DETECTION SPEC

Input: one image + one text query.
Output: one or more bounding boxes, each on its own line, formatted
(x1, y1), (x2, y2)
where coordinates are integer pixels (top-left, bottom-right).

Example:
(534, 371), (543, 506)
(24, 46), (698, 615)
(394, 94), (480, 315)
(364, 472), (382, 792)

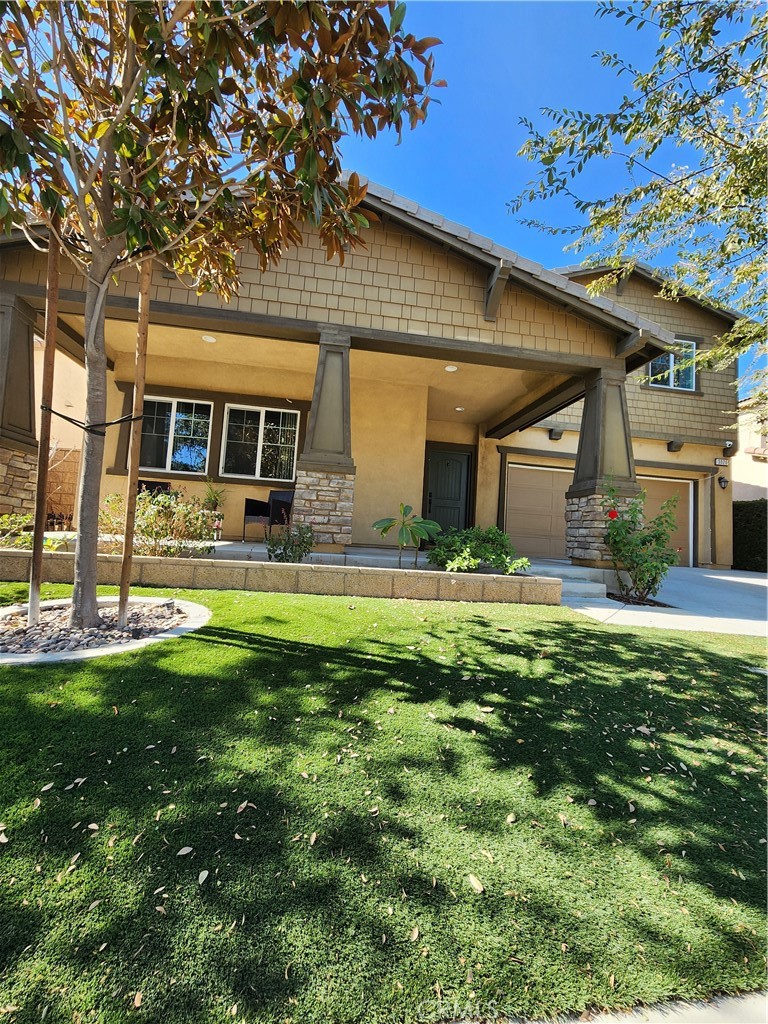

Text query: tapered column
(565, 367), (639, 565)
(291, 329), (355, 549)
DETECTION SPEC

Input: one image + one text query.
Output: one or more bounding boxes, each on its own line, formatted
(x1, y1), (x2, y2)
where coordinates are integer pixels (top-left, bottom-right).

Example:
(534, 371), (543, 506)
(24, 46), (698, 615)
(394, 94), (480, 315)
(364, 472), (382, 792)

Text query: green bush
(602, 487), (679, 603)
(266, 522), (314, 563)
(0, 513), (34, 549)
(427, 525), (530, 575)
(732, 499), (767, 573)
(99, 489), (218, 557)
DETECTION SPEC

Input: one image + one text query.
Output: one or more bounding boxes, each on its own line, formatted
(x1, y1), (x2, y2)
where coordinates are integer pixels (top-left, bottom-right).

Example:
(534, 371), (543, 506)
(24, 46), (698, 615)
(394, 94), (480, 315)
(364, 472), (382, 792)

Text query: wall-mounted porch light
(548, 428), (563, 441)
(718, 476), (729, 490)
(667, 439), (684, 452)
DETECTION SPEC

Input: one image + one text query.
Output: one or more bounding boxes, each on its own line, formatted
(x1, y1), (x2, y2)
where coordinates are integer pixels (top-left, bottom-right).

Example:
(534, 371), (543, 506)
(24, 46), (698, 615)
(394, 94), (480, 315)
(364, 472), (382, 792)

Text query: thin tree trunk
(118, 260), (152, 627)
(70, 265), (110, 629)
(28, 218), (61, 626)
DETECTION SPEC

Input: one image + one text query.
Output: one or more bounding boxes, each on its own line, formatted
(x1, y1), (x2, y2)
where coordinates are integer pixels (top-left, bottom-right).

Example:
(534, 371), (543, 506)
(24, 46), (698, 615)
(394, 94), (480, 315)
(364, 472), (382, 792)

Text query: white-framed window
(139, 397), (213, 475)
(220, 404), (300, 482)
(649, 338), (697, 391)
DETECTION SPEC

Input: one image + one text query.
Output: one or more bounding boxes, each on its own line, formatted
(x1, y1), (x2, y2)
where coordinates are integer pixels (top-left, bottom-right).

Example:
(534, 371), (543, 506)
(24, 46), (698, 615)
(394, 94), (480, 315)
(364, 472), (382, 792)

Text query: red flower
(607, 509), (619, 520)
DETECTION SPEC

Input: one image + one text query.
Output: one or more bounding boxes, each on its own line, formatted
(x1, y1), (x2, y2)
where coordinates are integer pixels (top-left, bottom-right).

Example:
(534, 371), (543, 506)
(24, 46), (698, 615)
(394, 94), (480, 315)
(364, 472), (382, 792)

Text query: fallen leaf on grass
(468, 874), (485, 894)
(198, 870), (209, 885)
(409, 926), (419, 941)
(309, 832), (317, 847)
(133, 992), (142, 1008)
(505, 812), (517, 824)
(176, 846), (193, 857)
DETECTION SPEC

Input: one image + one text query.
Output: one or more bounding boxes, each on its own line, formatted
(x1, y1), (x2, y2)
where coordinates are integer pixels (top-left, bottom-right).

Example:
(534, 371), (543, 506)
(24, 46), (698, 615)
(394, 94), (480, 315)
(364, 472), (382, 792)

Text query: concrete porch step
(560, 580), (608, 599)
(527, 560), (609, 583)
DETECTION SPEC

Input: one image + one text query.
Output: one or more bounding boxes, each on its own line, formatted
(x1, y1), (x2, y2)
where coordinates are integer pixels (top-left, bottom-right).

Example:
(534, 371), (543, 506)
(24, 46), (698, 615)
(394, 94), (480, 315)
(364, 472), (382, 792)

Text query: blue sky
(339, 0), (657, 269)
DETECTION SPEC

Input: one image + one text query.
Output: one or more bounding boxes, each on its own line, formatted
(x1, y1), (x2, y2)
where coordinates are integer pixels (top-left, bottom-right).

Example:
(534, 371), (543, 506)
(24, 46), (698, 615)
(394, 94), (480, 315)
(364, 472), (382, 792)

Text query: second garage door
(505, 464), (693, 565)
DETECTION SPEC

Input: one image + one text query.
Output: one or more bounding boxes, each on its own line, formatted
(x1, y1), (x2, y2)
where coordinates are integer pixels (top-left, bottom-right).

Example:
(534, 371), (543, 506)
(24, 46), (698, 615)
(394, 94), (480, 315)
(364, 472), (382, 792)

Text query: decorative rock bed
(0, 597), (211, 665)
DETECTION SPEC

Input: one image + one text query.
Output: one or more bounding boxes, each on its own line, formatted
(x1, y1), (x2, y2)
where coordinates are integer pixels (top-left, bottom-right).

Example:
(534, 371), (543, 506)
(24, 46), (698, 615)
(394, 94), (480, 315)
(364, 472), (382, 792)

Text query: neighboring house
(731, 398), (768, 501)
(0, 181), (737, 567)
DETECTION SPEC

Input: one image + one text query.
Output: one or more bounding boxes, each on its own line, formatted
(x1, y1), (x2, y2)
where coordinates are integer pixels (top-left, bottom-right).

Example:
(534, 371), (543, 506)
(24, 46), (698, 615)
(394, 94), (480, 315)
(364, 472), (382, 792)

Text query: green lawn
(0, 583), (765, 1024)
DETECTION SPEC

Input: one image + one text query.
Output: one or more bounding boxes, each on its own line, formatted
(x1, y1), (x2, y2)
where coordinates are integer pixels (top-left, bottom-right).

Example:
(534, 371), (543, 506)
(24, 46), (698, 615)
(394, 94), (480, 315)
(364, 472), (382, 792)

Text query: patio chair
(242, 489), (294, 541)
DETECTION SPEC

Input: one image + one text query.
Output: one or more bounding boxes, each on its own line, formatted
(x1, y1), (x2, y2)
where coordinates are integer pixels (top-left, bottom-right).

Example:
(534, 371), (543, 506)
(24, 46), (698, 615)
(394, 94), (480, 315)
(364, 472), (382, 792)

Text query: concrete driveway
(565, 566), (767, 637)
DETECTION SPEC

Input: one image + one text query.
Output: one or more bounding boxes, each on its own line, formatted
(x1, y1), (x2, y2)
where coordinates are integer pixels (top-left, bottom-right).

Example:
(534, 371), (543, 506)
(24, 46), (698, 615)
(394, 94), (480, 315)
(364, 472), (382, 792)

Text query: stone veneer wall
(0, 444), (37, 515)
(0, 549), (562, 605)
(565, 492), (634, 565)
(291, 467), (355, 546)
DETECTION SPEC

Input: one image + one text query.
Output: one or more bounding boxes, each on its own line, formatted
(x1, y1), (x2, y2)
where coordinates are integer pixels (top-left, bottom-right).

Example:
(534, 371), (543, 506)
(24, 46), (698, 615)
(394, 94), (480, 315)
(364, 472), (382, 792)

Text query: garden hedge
(732, 498), (767, 572)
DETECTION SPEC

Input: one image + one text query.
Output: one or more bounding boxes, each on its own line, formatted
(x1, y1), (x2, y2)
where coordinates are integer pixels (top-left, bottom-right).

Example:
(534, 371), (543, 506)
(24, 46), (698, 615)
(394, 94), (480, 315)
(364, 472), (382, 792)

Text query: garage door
(505, 465), (571, 559)
(640, 476), (692, 567)
(505, 464), (693, 565)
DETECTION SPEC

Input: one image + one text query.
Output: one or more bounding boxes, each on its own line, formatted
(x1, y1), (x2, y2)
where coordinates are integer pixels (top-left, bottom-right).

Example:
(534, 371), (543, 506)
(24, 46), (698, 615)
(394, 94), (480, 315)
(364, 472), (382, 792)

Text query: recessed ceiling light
(444, 364), (458, 372)
(201, 334), (217, 344)
(454, 406), (465, 412)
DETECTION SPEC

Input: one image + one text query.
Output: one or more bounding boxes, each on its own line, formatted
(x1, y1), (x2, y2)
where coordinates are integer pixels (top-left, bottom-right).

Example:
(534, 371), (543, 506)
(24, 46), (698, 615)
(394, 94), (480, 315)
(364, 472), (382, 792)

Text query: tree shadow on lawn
(0, 604), (764, 1023)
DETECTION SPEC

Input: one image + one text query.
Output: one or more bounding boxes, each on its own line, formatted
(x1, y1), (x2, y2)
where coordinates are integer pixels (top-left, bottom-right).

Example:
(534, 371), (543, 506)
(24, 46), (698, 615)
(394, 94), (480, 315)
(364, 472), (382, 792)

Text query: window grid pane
(260, 410), (298, 480)
(139, 399), (172, 469)
(223, 408), (261, 476)
(169, 402), (211, 473)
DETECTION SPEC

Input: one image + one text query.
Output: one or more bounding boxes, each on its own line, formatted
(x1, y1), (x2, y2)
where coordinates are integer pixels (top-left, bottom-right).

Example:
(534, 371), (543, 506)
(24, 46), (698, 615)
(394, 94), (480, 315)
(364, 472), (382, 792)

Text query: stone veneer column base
(565, 492), (634, 566)
(291, 465), (355, 548)
(0, 442), (37, 515)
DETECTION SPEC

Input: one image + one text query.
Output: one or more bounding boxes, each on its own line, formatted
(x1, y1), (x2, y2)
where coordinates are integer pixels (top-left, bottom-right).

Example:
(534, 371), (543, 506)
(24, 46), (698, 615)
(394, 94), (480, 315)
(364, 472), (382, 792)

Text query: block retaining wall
(0, 550), (561, 605)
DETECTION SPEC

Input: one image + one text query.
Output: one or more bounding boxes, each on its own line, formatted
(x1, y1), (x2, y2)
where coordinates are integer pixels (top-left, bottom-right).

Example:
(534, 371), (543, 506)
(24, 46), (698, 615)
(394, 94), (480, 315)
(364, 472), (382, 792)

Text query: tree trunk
(118, 260), (152, 627)
(29, 219), (61, 625)
(70, 265), (111, 628)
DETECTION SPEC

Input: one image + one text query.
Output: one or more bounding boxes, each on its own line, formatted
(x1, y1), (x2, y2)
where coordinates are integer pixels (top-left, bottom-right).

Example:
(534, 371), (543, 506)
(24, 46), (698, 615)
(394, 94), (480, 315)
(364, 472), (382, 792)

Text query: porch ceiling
(60, 314), (570, 427)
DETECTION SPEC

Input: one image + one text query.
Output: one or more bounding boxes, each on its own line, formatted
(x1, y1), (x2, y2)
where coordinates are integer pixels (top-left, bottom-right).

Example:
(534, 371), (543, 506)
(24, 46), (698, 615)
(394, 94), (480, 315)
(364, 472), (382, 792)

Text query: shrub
(372, 503), (442, 568)
(602, 487), (679, 603)
(0, 513), (34, 549)
(266, 522), (314, 563)
(99, 489), (218, 557)
(427, 525), (530, 575)
(732, 499), (767, 573)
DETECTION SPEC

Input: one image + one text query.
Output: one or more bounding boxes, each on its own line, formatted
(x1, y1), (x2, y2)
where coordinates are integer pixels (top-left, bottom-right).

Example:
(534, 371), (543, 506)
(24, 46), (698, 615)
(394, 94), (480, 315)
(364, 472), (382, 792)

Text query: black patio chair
(242, 489), (294, 541)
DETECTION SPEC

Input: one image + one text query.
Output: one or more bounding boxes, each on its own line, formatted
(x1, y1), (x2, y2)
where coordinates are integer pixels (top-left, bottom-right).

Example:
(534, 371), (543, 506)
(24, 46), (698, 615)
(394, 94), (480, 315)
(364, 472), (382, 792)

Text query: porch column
(565, 366), (639, 566)
(291, 329), (355, 549)
(0, 297), (38, 514)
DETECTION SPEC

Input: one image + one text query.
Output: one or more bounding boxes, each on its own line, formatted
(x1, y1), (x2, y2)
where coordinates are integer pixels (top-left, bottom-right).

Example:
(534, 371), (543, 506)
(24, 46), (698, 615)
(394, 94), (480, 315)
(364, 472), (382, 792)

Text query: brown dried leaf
(468, 874), (485, 894)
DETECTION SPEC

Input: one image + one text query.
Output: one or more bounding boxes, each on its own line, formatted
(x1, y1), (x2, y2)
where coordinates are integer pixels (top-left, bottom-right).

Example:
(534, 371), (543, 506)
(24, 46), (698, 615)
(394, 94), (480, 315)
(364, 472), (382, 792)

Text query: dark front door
(425, 448), (471, 532)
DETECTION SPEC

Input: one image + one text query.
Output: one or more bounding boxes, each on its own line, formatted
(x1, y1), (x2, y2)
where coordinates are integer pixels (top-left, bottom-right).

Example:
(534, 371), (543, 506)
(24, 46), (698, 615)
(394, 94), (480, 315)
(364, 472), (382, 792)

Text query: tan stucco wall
(33, 344), (87, 451)
(350, 378), (428, 545)
(732, 409), (768, 501)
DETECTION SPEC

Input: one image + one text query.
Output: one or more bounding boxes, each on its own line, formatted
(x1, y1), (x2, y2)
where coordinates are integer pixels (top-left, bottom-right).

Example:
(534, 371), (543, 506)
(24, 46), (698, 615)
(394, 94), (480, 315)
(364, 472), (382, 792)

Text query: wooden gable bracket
(615, 328), (647, 359)
(484, 259), (513, 322)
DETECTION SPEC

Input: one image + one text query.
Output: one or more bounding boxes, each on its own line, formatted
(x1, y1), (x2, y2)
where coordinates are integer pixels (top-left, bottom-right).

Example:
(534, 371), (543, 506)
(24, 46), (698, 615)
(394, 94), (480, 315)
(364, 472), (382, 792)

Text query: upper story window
(649, 338), (697, 391)
(139, 397), (212, 474)
(220, 404), (300, 481)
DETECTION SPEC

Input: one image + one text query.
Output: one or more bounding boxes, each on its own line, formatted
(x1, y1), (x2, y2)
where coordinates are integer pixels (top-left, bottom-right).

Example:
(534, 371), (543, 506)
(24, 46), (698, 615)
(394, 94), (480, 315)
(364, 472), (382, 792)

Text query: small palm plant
(372, 504), (442, 568)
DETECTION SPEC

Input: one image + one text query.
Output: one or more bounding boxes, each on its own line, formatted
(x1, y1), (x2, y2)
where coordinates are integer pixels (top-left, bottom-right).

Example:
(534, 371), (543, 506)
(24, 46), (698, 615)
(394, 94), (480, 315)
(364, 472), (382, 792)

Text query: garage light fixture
(667, 439), (684, 452)
(549, 428), (563, 441)
(444, 365), (458, 372)
(201, 334), (218, 344)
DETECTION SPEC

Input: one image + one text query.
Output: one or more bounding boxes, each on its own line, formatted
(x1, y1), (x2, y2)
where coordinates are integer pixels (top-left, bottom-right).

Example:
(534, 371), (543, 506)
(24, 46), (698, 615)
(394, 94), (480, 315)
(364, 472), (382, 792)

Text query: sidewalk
(454, 991), (767, 1024)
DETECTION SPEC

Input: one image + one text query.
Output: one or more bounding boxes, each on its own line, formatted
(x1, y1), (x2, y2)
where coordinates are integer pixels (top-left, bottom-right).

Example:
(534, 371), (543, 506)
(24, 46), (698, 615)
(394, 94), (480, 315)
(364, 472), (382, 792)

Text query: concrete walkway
(453, 991), (767, 1024)
(565, 566), (767, 637)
